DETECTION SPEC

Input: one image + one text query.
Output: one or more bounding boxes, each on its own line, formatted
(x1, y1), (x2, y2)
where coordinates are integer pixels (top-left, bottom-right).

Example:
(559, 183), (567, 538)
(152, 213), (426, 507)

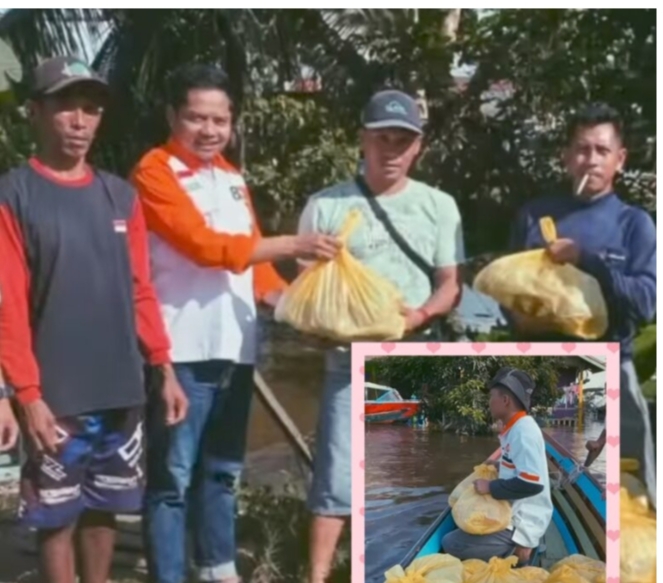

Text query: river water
(364, 420), (607, 583)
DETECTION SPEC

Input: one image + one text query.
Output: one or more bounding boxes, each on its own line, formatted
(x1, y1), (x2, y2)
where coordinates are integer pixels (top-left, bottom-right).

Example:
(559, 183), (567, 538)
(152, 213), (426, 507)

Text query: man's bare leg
(309, 515), (346, 583)
(75, 510), (117, 583)
(38, 524), (77, 583)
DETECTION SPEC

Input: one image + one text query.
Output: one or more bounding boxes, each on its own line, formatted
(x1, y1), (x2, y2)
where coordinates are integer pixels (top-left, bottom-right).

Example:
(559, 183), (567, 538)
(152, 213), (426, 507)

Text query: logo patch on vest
(113, 220), (127, 233)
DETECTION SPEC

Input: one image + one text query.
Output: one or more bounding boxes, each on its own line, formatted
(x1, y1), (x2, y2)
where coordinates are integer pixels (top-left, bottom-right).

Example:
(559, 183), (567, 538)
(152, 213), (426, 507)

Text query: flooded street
(364, 420), (606, 583)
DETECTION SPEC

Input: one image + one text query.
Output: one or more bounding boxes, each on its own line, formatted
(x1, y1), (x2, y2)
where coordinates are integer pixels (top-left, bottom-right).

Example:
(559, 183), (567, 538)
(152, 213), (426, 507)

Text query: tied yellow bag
(517, 567), (550, 583)
(451, 485), (512, 535)
(274, 209), (406, 342)
(550, 556), (606, 583)
(473, 217), (608, 339)
(620, 490), (656, 583)
(620, 458), (650, 513)
(463, 560), (488, 583)
(544, 565), (592, 583)
(466, 557), (521, 583)
(385, 553), (464, 583)
(449, 464), (499, 507)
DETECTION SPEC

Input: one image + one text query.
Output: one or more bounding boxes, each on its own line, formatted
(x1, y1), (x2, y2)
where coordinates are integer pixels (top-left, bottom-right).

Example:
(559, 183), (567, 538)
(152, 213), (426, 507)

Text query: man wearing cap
(297, 89), (465, 582)
(442, 368), (553, 563)
(0, 56), (187, 583)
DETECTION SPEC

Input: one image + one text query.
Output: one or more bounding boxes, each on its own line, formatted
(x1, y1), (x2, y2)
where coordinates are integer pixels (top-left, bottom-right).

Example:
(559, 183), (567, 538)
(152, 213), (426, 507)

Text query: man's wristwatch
(0, 385), (12, 400)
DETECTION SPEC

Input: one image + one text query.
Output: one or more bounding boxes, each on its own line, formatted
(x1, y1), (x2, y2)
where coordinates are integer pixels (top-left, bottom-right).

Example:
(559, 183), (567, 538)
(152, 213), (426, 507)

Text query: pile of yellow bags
(449, 464), (499, 507)
(385, 553), (463, 583)
(619, 459), (656, 583)
(545, 565), (593, 583)
(548, 556), (605, 583)
(449, 464), (511, 535)
(473, 217), (608, 340)
(274, 209), (406, 342)
(385, 552), (605, 583)
(517, 567), (550, 583)
(465, 557), (522, 583)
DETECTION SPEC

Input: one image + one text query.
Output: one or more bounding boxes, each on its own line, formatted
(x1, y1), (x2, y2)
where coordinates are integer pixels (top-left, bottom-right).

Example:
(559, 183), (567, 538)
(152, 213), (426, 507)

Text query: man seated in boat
(443, 367), (553, 565)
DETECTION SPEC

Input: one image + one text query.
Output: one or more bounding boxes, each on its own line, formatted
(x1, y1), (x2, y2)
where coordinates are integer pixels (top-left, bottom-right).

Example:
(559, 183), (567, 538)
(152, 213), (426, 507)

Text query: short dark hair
(491, 385), (526, 411)
(165, 63), (234, 111)
(565, 103), (624, 145)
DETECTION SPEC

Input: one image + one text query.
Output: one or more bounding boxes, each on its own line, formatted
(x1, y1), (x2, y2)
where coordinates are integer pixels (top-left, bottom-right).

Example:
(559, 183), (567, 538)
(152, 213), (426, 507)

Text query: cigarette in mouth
(576, 173), (589, 196)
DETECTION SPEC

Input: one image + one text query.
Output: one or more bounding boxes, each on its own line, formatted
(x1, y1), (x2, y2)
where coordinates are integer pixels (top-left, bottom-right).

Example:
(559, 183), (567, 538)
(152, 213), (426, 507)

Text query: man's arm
(489, 476), (544, 500)
(132, 160), (259, 272)
(0, 373), (19, 452)
(126, 199), (187, 425)
(0, 203), (42, 405)
(126, 199), (172, 365)
(419, 266), (462, 318)
(131, 159), (339, 274)
(575, 209), (656, 326)
(406, 196), (464, 330)
(489, 429), (545, 502)
(0, 201), (59, 452)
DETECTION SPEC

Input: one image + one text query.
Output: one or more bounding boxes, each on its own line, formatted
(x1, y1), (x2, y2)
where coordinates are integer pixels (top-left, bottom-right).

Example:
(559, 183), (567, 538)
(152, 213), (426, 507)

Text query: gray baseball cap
(489, 367), (535, 412)
(29, 56), (108, 99)
(361, 89), (423, 134)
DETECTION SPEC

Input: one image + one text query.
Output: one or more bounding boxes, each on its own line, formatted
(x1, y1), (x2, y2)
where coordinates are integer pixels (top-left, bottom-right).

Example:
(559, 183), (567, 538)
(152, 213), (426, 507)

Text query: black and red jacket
(0, 158), (171, 417)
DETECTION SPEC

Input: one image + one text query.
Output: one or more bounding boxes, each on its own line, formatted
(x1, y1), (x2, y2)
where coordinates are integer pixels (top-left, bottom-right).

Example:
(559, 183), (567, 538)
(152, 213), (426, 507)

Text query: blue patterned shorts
(19, 407), (144, 529)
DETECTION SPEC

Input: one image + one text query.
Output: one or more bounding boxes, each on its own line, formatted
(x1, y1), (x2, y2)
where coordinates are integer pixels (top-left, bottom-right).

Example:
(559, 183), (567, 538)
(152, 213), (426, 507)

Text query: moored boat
(365, 382), (420, 425)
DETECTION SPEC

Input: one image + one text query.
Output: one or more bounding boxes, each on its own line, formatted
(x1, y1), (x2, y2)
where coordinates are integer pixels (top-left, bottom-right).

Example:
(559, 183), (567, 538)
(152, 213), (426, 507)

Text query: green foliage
(237, 485), (349, 582)
(0, 99), (32, 174)
(634, 324), (656, 387)
(0, 9), (655, 248)
(365, 355), (568, 434)
(241, 95), (358, 228)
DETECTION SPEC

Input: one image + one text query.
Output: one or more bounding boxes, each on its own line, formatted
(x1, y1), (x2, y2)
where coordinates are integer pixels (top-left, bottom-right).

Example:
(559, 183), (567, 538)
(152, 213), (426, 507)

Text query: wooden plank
(562, 483), (606, 558)
(551, 489), (599, 559)
(253, 371), (313, 470)
(547, 451), (606, 559)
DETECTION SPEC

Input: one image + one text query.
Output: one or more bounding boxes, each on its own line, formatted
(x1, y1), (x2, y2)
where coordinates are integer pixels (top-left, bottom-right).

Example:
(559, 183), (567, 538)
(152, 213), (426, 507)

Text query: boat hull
(365, 402), (420, 424)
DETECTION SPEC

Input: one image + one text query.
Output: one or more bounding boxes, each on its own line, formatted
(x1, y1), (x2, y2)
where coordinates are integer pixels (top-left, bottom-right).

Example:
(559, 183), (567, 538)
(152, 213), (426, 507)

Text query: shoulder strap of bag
(354, 175), (436, 289)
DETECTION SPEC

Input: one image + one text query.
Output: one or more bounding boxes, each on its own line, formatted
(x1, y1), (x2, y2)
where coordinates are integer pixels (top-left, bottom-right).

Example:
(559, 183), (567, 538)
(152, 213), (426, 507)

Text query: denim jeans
(621, 359), (656, 508)
(143, 360), (254, 583)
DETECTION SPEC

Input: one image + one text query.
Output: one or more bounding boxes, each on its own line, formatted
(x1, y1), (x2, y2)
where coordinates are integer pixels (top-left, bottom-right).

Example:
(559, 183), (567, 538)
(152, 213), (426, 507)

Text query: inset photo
(352, 343), (626, 583)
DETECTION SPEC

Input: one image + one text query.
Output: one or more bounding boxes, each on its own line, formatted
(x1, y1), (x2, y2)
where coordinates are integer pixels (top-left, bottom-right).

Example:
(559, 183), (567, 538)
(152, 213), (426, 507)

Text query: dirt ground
(0, 484), (148, 583)
(0, 475), (350, 583)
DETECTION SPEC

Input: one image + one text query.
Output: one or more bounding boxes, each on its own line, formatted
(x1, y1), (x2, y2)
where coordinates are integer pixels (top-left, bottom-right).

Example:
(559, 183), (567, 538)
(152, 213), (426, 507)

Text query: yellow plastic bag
(620, 476), (649, 513)
(473, 217), (608, 340)
(550, 556), (606, 583)
(620, 458), (650, 513)
(517, 567), (550, 583)
(275, 209), (406, 342)
(544, 565), (592, 583)
(385, 553), (464, 583)
(463, 560), (488, 582)
(466, 557), (521, 583)
(621, 491), (656, 583)
(451, 486), (512, 535)
(449, 464), (499, 507)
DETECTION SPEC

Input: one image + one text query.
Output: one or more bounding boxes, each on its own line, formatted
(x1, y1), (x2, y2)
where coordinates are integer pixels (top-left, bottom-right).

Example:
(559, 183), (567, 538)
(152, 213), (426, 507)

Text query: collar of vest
(500, 410), (527, 436)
